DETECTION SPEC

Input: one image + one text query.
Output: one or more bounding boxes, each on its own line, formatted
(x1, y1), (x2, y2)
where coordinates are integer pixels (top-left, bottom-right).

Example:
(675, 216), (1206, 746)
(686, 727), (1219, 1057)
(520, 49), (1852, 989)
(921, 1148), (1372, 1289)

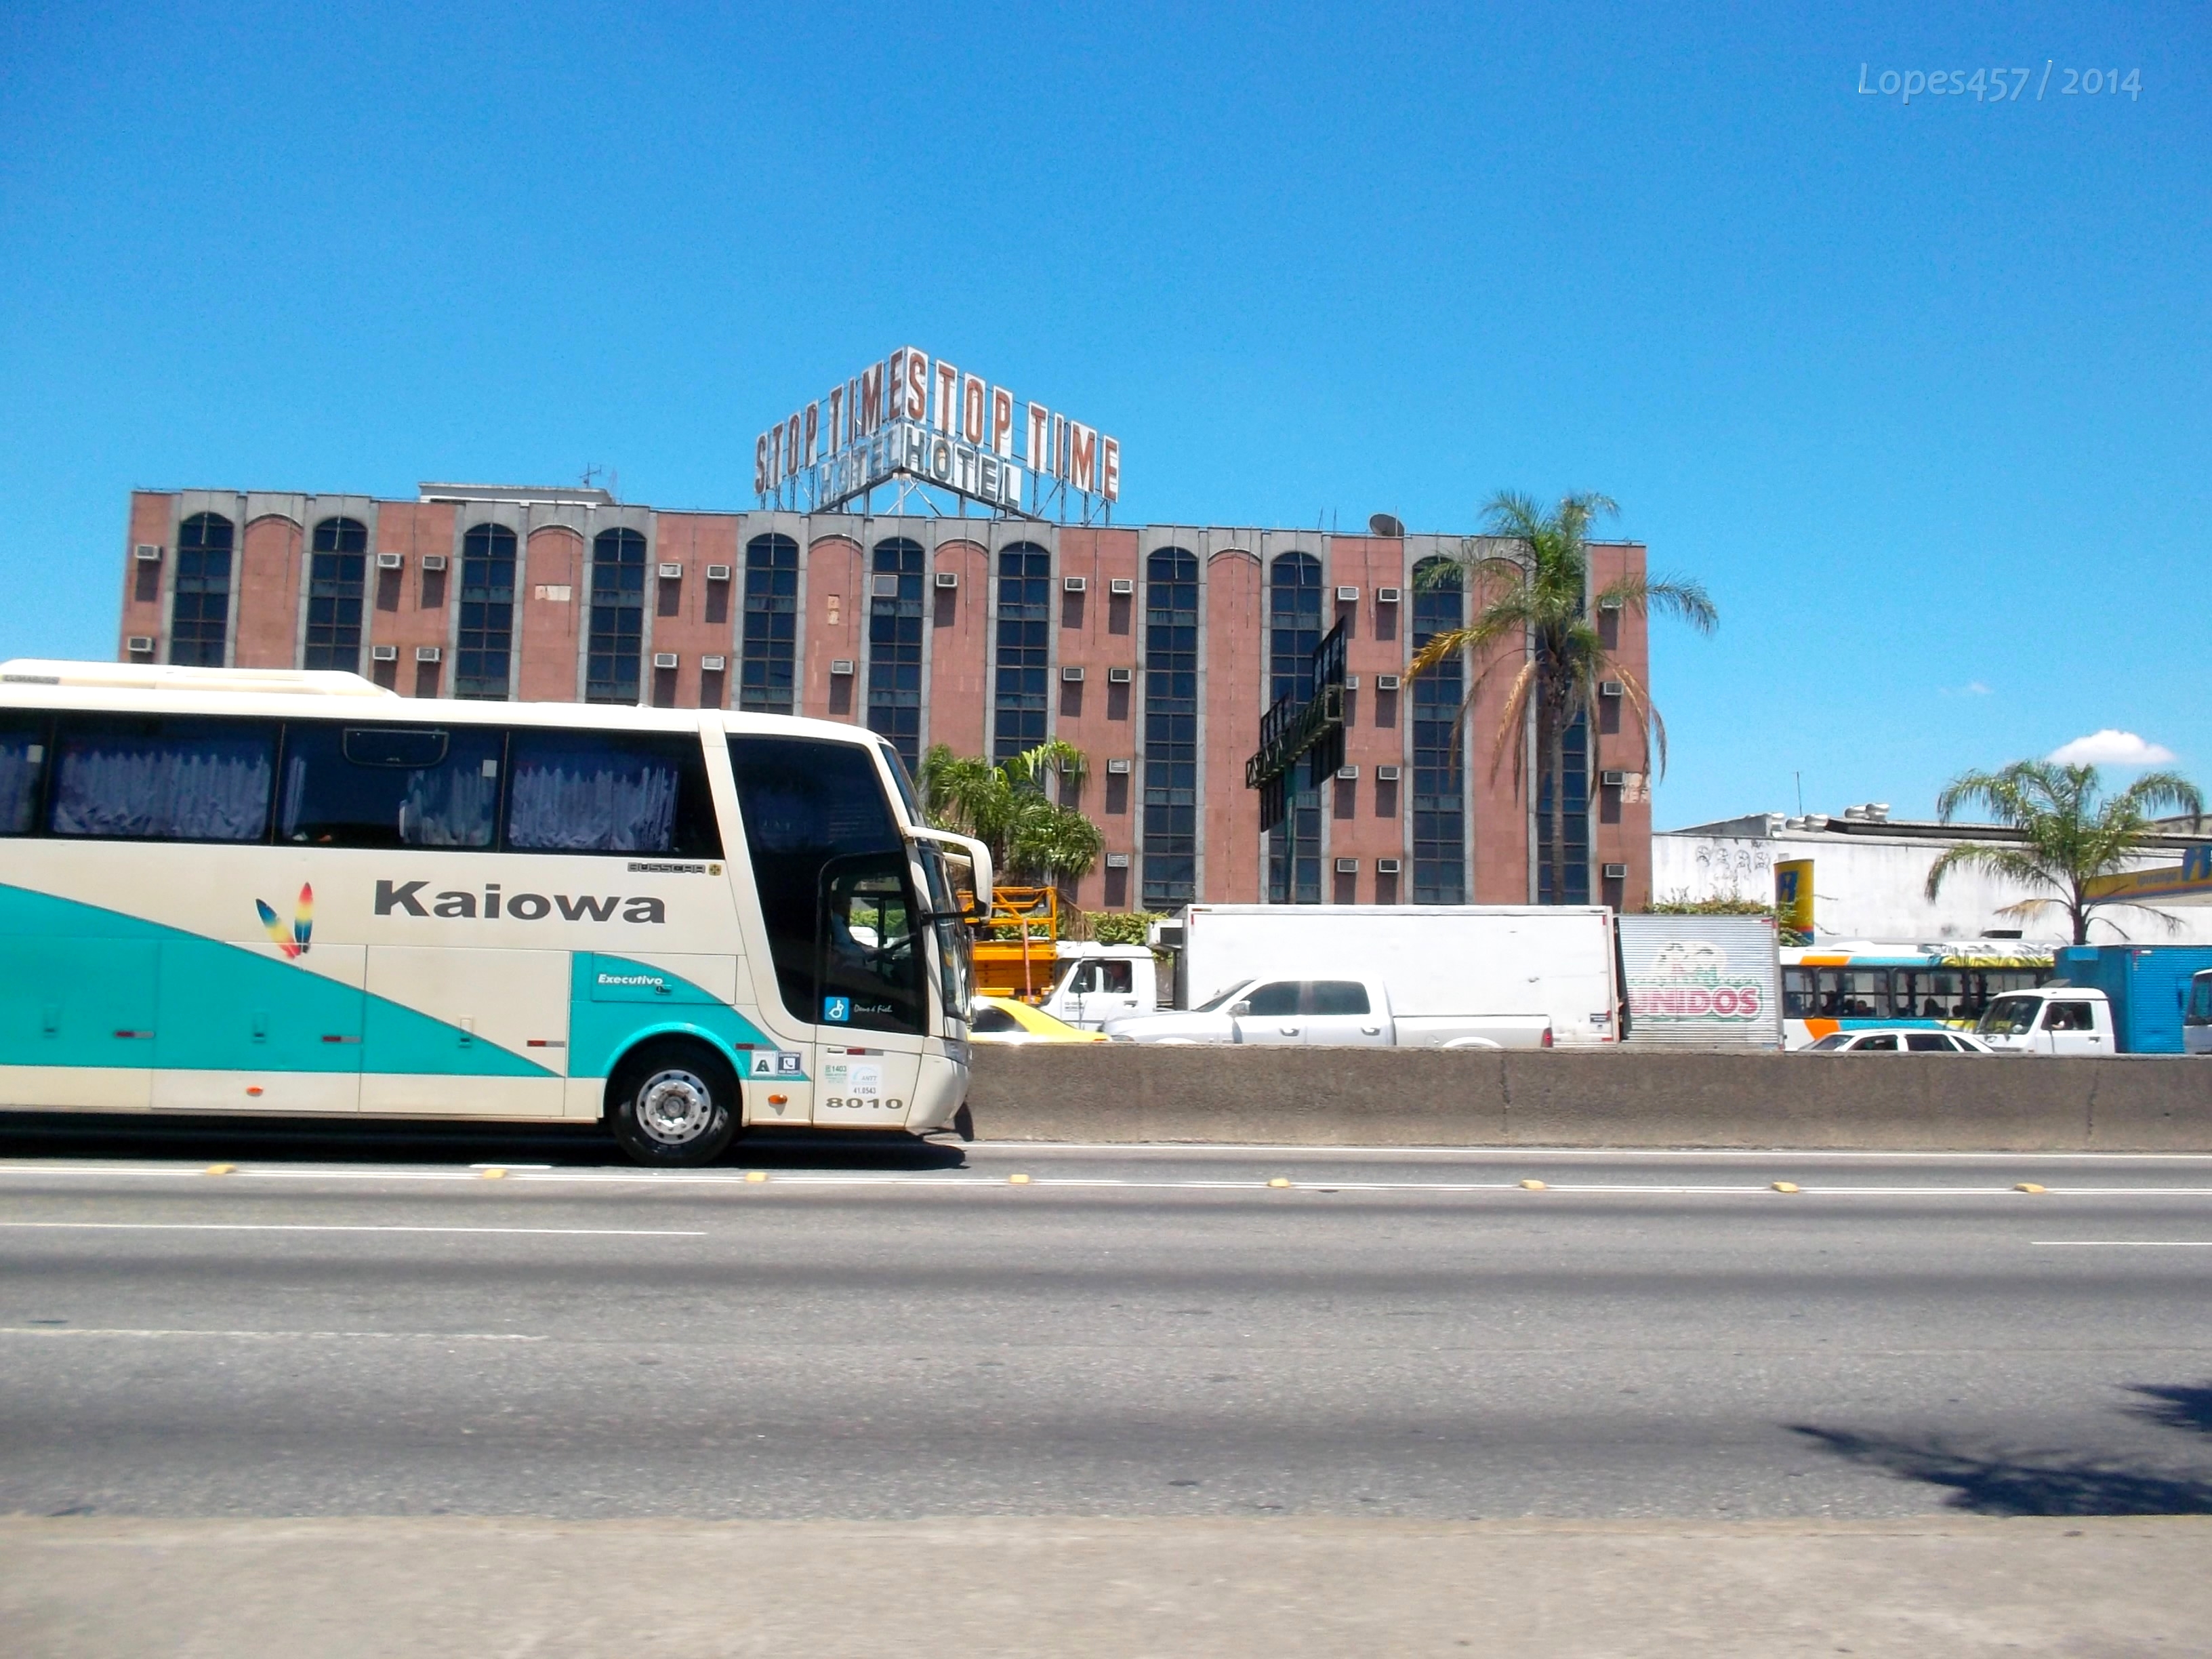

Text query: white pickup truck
(1101, 975), (1552, 1048)
(1974, 986), (2118, 1056)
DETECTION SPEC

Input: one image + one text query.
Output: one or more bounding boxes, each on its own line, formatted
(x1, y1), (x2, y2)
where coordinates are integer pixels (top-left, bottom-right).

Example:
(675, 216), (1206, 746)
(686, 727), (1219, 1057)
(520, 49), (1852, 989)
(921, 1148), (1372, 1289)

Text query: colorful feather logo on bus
(255, 884), (314, 958)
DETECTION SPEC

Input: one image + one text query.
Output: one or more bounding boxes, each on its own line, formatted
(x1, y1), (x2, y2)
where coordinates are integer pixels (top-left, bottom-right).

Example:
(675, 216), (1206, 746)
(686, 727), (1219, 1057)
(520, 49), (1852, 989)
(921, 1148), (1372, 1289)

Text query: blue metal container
(2052, 945), (2212, 1053)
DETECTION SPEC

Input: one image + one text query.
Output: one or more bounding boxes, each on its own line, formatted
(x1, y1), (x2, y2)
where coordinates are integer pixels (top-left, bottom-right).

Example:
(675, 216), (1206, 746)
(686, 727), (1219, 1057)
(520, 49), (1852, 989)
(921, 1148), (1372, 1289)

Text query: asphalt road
(3, 1129), (2210, 1523)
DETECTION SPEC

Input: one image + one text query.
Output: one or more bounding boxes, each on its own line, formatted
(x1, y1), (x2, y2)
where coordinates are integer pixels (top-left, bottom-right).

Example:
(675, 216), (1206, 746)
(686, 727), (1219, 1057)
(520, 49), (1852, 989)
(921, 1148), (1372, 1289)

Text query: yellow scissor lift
(967, 886), (1063, 1003)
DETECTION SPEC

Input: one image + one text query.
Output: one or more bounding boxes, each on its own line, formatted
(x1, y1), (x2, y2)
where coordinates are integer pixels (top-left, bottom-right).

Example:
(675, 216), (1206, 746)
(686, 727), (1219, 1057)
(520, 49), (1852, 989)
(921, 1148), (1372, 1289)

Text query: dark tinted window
(1143, 546), (1199, 907)
(739, 534), (798, 714)
(0, 715), (49, 835)
(588, 529), (648, 703)
(2044, 1001), (2095, 1031)
(504, 730), (720, 856)
(1409, 555), (1464, 905)
(992, 544), (1051, 761)
(971, 1004), (1022, 1033)
(49, 715), (275, 842)
(1853, 1033), (1898, 1051)
(457, 524), (518, 699)
(171, 513), (233, 668)
(304, 518), (369, 672)
(1305, 981), (1370, 1015)
(867, 537), (925, 772)
(1905, 1033), (1955, 1052)
(279, 724), (503, 848)
(1242, 982), (1300, 1017)
(729, 735), (916, 1031)
(1782, 967), (1814, 1019)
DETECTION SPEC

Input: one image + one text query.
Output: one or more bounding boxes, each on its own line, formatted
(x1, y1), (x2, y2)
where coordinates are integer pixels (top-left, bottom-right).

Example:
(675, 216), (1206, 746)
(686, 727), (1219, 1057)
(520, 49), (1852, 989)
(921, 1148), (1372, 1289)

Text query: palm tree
(1407, 491), (1716, 905)
(1923, 761), (2204, 945)
(918, 739), (1105, 889)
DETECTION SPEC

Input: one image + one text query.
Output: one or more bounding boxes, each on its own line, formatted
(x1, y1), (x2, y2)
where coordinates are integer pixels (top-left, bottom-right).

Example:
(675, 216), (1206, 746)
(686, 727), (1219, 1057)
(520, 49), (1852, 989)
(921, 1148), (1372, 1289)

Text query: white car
(1800, 1027), (1995, 1054)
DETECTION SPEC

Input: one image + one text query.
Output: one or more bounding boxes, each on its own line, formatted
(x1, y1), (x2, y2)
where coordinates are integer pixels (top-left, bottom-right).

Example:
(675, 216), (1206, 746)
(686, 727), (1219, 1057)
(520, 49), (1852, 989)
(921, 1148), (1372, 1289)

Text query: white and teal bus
(0, 661), (990, 1166)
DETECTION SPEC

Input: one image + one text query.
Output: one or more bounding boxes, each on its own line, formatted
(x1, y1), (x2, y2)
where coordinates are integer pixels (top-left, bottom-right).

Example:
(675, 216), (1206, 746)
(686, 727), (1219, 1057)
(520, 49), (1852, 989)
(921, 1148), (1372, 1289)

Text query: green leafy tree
(918, 739), (1105, 889)
(1923, 761), (2204, 945)
(1408, 491), (1717, 905)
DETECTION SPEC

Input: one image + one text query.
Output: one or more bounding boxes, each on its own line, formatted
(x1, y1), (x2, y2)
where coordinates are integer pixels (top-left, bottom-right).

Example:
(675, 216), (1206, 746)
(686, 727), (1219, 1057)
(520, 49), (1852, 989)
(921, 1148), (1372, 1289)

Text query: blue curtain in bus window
(0, 720), (47, 835)
(49, 717), (275, 842)
(504, 731), (720, 856)
(279, 725), (502, 848)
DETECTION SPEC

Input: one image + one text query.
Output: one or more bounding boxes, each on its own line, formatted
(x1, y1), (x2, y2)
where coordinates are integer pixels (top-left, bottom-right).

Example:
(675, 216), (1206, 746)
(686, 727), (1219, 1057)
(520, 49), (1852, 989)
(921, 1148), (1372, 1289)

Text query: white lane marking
(962, 1143), (2212, 1163)
(0, 1326), (544, 1340)
(0, 1222), (702, 1236)
(2032, 1240), (2212, 1248)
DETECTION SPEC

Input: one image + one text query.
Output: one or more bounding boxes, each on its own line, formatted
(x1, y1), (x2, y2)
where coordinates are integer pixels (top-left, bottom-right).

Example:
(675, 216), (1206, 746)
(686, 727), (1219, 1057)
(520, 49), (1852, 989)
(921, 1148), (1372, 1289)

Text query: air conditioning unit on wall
(658, 562), (683, 579)
(1375, 586), (1401, 603)
(1106, 758), (1132, 774)
(126, 635), (155, 653)
(134, 544), (162, 562)
(653, 653), (679, 670)
(370, 644), (398, 662)
(1061, 665), (1085, 682)
(1334, 857), (1359, 874)
(1105, 853), (1130, 868)
(1106, 667), (1132, 683)
(705, 565), (732, 581)
(375, 552), (403, 570)
(420, 554), (448, 572)
(1376, 674), (1401, 691)
(1375, 764), (1401, 781)
(701, 655), (726, 671)
(1376, 857), (1402, 874)
(934, 571), (958, 589)
(1063, 575), (1088, 593)
(1336, 586), (1358, 602)
(830, 659), (855, 676)
(870, 574), (900, 598)
(1603, 863), (1629, 880)
(1109, 578), (1134, 595)
(415, 646), (442, 663)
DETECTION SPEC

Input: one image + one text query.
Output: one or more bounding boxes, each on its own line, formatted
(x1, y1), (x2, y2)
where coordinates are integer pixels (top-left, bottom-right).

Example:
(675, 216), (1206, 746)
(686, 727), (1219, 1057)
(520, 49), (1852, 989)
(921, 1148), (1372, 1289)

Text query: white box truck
(1105, 904), (1619, 1048)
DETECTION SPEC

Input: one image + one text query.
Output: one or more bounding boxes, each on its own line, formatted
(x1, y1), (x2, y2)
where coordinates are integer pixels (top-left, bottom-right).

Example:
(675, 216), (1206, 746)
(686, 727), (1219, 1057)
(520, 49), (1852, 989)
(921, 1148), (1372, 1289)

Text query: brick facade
(115, 485), (1654, 912)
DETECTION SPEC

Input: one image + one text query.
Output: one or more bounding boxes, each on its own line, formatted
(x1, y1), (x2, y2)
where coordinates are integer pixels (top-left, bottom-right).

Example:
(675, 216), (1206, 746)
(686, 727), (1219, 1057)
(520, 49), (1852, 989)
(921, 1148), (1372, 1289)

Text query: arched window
(1410, 556), (1465, 904)
(455, 524), (517, 699)
(304, 516), (368, 671)
(587, 528), (649, 703)
(1141, 548), (1199, 907)
(738, 534), (798, 714)
(992, 542), (1052, 762)
(1266, 550), (1324, 903)
(169, 512), (234, 667)
(867, 537), (926, 771)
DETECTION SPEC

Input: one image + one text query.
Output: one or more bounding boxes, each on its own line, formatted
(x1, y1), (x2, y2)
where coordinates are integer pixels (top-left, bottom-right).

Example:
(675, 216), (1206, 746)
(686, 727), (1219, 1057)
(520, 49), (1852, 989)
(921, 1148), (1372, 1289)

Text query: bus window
(0, 715), (47, 835)
(49, 714), (276, 843)
(505, 731), (720, 856)
(821, 852), (926, 1035)
(729, 735), (915, 1030)
(1841, 969), (1890, 1019)
(1813, 969), (1844, 1017)
(1782, 967), (1815, 1019)
(1897, 970), (1965, 1019)
(279, 724), (503, 848)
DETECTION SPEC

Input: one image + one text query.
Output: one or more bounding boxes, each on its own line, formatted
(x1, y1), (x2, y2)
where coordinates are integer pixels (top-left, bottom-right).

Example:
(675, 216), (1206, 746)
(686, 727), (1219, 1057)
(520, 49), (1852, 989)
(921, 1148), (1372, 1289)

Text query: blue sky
(1, 1), (2204, 827)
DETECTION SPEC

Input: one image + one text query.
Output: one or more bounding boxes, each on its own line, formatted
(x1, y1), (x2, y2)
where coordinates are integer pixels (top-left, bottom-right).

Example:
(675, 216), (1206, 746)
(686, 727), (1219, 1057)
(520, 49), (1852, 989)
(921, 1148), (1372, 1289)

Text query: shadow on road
(0, 1113), (968, 1172)
(1790, 1412), (2212, 1517)
(2128, 1381), (2212, 1438)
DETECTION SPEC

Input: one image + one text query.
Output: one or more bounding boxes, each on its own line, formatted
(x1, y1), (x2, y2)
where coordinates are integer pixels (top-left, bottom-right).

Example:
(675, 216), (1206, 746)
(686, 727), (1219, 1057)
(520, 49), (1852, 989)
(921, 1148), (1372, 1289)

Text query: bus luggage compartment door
(152, 939), (366, 1113)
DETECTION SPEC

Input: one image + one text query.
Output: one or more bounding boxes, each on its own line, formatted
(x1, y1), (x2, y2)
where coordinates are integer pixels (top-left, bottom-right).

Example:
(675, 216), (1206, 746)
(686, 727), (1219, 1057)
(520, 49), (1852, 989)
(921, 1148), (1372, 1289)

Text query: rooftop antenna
(1795, 771), (1804, 815)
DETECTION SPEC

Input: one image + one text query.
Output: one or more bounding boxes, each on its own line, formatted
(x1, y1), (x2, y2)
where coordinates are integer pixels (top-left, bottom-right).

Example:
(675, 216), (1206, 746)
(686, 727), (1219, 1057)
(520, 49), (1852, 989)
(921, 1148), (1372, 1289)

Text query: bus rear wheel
(606, 1040), (741, 1168)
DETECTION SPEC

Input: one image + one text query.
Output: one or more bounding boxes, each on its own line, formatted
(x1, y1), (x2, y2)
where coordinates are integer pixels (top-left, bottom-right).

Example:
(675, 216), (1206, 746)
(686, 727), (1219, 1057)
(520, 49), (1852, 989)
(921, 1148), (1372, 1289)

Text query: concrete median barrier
(964, 1047), (2212, 1150)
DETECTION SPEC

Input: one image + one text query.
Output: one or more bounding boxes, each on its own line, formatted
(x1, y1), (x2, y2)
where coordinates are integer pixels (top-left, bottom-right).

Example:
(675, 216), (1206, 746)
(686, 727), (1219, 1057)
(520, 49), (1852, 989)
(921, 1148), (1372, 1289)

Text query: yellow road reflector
(744, 1170), (769, 1184)
(478, 1167), (507, 1181)
(1519, 1178), (1547, 1191)
(1008, 1173), (1031, 1185)
(1267, 1176), (1292, 1188)
(1771, 1181), (1801, 1194)
(2015, 1182), (2048, 1195)
(204, 1164), (237, 1176)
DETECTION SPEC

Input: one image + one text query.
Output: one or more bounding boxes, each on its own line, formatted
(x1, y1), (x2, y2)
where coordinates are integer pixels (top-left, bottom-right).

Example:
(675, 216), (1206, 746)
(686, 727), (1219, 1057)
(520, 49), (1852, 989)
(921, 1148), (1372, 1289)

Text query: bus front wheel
(606, 1040), (741, 1168)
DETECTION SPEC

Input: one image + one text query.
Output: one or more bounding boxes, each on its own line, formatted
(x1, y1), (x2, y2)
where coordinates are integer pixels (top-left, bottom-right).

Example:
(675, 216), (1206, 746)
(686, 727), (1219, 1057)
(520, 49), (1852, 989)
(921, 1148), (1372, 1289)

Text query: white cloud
(2047, 729), (2176, 766)
(1961, 680), (1991, 696)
